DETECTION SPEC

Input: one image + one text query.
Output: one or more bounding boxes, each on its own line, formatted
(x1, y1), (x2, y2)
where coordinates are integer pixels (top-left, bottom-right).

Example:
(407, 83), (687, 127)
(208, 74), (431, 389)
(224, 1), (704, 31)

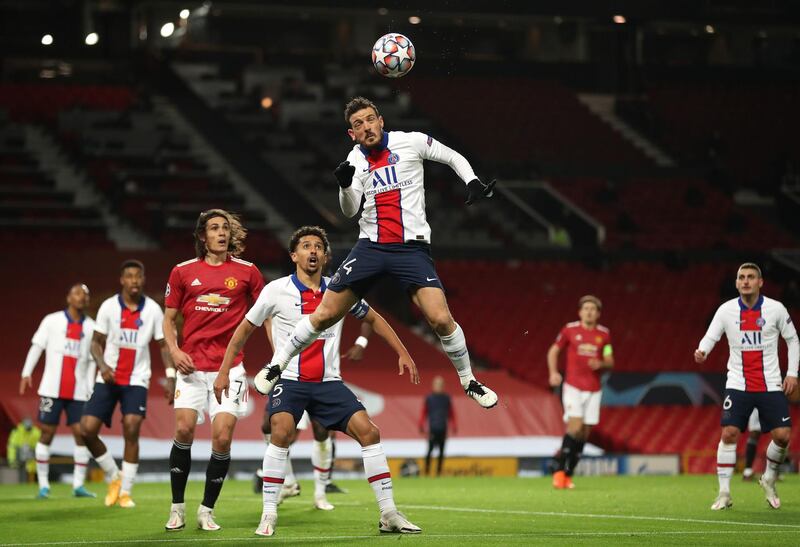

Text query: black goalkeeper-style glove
(334, 161), (356, 189)
(465, 178), (497, 205)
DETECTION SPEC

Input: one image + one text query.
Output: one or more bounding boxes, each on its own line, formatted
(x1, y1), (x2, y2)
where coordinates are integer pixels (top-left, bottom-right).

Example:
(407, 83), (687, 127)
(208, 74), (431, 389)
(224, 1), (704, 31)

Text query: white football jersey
(245, 274), (370, 382)
(698, 295), (799, 392)
(22, 311), (96, 401)
(94, 294), (165, 388)
(340, 130), (477, 244)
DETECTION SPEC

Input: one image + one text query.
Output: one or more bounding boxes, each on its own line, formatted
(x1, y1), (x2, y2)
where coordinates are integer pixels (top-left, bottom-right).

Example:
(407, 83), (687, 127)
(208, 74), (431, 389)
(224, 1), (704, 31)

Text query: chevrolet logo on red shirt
(196, 293), (231, 307)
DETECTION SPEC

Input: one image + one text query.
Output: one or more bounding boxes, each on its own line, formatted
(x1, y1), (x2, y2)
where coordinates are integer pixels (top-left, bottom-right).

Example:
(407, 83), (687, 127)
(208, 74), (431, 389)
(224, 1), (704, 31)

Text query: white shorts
(562, 383), (602, 426)
(748, 408), (761, 432)
(174, 363), (250, 425)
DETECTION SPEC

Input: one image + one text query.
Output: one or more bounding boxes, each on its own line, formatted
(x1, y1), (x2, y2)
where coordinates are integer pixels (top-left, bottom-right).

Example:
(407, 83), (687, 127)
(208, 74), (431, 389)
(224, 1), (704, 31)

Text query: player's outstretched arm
(214, 318), (258, 403)
(546, 344), (563, 387)
(163, 307), (194, 374)
(91, 331), (114, 384)
(465, 178), (497, 205)
(342, 322), (373, 361)
(362, 308), (420, 384)
(20, 343), (44, 395)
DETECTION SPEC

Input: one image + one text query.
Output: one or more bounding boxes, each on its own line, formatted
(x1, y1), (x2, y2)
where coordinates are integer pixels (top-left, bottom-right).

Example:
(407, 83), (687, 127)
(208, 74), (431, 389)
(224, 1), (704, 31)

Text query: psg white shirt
(22, 310), (96, 401)
(94, 294), (165, 388)
(340, 131), (477, 244)
(698, 295), (799, 392)
(245, 274), (370, 382)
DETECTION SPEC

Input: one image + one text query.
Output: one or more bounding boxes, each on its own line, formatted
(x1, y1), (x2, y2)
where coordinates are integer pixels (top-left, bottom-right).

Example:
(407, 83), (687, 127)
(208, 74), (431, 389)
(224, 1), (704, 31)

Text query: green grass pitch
(1, 475), (798, 545)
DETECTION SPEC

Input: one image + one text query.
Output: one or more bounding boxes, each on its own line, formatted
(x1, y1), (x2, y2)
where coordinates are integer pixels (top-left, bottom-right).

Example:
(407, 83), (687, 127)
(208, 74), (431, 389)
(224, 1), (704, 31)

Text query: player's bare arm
(214, 318), (258, 403)
(163, 307), (195, 374)
(90, 331), (114, 384)
(547, 344), (563, 386)
(19, 375), (32, 395)
(362, 308), (419, 384)
(158, 339), (177, 405)
(343, 322), (373, 361)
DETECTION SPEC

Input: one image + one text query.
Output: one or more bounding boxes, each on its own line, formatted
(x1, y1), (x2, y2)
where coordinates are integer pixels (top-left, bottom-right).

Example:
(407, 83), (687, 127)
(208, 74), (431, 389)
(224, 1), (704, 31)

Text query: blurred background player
(6, 417), (40, 483)
(547, 295), (613, 489)
(215, 225), (421, 536)
(419, 375), (456, 477)
(255, 97), (497, 410)
(695, 262), (798, 510)
(19, 283), (96, 499)
(81, 260), (174, 509)
(163, 209), (265, 532)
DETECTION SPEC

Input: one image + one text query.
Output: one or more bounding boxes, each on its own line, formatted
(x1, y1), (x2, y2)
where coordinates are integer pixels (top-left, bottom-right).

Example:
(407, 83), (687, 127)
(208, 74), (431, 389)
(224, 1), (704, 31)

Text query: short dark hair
(288, 225), (330, 254)
(579, 294), (602, 310)
(738, 262), (762, 278)
(120, 259), (145, 274)
(344, 96), (380, 125)
(194, 209), (247, 258)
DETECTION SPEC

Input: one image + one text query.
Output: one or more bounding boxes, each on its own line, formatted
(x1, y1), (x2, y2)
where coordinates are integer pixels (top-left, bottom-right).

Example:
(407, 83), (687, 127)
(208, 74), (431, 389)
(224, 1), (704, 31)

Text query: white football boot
(759, 475), (781, 509)
(254, 364), (282, 395)
(255, 513), (277, 536)
(710, 492), (733, 510)
(464, 379), (498, 409)
(314, 495), (334, 511)
(278, 481), (300, 505)
(197, 505), (221, 531)
(379, 510), (421, 534)
(164, 503), (186, 531)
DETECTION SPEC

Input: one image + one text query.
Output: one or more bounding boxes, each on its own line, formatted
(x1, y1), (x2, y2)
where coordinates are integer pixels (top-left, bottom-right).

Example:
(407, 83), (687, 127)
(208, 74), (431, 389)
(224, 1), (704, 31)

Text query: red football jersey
(554, 321), (612, 392)
(165, 255), (264, 372)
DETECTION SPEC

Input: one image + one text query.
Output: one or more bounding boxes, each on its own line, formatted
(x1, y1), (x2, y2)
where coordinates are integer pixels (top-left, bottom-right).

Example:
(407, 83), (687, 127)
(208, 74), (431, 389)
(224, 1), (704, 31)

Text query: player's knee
(361, 423), (381, 445)
(213, 430), (234, 452)
(428, 313), (454, 336)
(721, 428), (740, 444)
(80, 421), (97, 441)
(772, 429), (791, 447)
(175, 422), (195, 442)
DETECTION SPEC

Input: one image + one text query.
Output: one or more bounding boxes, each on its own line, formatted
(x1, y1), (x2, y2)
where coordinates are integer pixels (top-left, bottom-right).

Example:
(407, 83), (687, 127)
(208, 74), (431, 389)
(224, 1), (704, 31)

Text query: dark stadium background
(2, 0), (799, 479)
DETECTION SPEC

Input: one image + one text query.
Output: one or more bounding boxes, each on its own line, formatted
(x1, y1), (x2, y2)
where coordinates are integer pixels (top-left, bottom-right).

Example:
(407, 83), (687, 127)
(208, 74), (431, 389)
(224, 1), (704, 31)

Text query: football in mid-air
(372, 33), (415, 78)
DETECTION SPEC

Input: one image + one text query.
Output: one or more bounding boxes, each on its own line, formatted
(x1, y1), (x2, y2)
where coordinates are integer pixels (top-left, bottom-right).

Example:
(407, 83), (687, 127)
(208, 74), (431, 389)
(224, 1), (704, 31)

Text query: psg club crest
(756, 317), (766, 327)
(388, 153), (400, 165)
(224, 276), (238, 290)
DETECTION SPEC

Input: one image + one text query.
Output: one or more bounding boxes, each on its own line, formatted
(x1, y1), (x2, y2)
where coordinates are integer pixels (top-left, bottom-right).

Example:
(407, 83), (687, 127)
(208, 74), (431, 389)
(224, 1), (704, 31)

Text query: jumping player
(254, 96), (497, 410)
(695, 263), (798, 510)
(20, 283), (96, 499)
(214, 225), (421, 536)
(547, 295), (613, 489)
(81, 260), (173, 508)
(163, 209), (265, 532)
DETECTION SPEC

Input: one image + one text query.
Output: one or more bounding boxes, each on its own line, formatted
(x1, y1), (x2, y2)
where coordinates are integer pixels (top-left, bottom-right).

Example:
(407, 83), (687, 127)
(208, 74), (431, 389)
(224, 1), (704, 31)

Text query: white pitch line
(1, 530), (797, 546)
(403, 504), (800, 529)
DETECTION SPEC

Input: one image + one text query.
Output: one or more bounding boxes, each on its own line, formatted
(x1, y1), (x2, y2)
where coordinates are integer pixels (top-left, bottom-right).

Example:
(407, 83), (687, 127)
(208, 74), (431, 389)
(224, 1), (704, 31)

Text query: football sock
(438, 323), (473, 387)
(762, 441), (787, 482)
(284, 453), (296, 487)
(121, 461), (138, 495)
(170, 440), (192, 503)
(558, 434), (578, 474)
(328, 438), (336, 485)
(35, 442), (50, 489)
(73, 445), (90, 489)
(744, 436), (758, 470)
(362, 443), (396, 515)
(567, 439), (585, 477)
(717, 442), (736, 493)
(272, 316), (320, 368)
(95, 450), (120, 481)
(312, 437), (332, 498)
(201, 450), (230, 509)
(262, 444), (288, 515)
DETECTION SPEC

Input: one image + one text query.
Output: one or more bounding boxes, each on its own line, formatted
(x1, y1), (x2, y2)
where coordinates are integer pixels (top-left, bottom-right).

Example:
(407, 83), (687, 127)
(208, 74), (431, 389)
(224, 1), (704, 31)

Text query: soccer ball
(372, 33), (416, 78)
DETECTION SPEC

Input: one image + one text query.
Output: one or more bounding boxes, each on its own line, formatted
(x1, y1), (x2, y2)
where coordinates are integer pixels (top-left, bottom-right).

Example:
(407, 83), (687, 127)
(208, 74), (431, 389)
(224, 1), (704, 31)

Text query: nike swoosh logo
(426, 277), (437, 282)
(294, 302), (305, 307)
(782, 416), (790, 422)
(139, 406), (146, 411)
(362, 168), (369, 173)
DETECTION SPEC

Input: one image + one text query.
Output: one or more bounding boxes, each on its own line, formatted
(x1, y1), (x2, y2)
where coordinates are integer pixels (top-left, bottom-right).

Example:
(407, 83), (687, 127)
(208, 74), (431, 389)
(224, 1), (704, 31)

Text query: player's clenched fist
(465, 178), (497, 205)
(548, 371), (563, 387)
(694, 349), (707, 363)
(334, 161), (355, 188)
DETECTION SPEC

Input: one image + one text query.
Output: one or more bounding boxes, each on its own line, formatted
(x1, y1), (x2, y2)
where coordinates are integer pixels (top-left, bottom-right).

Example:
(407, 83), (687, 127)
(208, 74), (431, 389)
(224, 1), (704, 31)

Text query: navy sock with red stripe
(362, 443), (396, 515)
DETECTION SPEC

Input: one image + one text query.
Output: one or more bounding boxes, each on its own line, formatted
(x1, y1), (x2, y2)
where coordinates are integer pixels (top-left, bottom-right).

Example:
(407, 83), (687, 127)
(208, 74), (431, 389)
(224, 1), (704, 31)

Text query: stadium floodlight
(408, 15), (421, 25)
(41, 34), (53, 46)
(613, 15), (626, 24)
(705, 25), (715, 34)
(161, 22), (175, 37)
(180, 9), (190, 19)
(85, 32), (99, 45)
(260, 96), (274, 109)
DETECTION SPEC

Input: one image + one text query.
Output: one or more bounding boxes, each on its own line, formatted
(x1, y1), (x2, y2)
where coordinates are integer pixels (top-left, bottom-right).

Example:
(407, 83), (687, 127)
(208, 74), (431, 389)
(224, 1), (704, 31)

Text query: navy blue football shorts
(83, 383), (148, 427)
(720, 388), (791, 432)
(268, 379), (366, 433)
(327, 238), (444, 297)
(38, 397), (85, 426)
